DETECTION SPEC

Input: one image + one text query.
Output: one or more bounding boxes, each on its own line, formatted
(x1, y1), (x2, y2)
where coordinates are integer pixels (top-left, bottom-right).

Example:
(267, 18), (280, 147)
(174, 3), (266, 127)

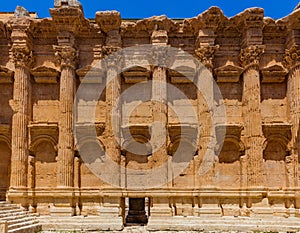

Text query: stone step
(0, 206), (22, 212)
(8, 220), (39, 231)
(8, 223), (41, 233)
(147, 217), (300, 232)
(0, 211), (28, 219)
(0, 209), (25, 216)
(6, 216), (37, 225)
(0, 202), (41, 233)
(39, 216), (123, 231)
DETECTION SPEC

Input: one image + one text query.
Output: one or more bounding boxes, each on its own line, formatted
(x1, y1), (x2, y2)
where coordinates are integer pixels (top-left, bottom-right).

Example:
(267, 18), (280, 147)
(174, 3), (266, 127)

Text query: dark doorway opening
(126, 198), (148, 225)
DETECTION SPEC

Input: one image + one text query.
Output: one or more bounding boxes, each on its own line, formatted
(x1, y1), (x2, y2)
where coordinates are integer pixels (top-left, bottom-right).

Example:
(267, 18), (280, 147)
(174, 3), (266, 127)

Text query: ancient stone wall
(0, 1), (300, 224)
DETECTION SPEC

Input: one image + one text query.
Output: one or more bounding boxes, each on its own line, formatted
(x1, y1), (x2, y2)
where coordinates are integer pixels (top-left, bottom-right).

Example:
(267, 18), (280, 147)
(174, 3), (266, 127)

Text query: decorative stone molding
(195, 45), (219, 70)
(28, 123), (59, 151)
(121, 125), (151, 156)
(215, 124), (244, 155)
(74, 122), (105, 140)
(167, 125), (198, 156)
(151, 29), (168, 45)
(49, 2), (85, 33)
(102, 45), (121, 57)
(31, 66), (60, 84)
(11, 46), (34, 68)
(53, 45), (78, 69)
(168, 68), (195, 84)
(261, 64), (288, 83)
(121, 15), (178, 35)
(262, 123), (292, 142)
(214, 62), (243, 83)
(95, 11), (121, 33)
(122, 66), (150, 84)
(283, 45), (300, 69)
(93, 45), (104, 60)
(183, 7), (225, 33)
(239, 45), (264, 68)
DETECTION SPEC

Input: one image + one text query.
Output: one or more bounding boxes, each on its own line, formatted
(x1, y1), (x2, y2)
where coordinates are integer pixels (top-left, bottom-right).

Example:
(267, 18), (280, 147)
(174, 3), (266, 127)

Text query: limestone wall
(0, 2), (300, 222)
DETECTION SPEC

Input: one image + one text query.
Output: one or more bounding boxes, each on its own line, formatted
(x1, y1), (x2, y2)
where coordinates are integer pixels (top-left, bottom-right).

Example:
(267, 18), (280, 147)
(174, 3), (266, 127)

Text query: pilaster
(8, 16), (33, 196)
(151, 29), (169, 186)
(240, 45), (264, 188)
(54, 39), (78, 188)
(97, 10), (122, 187)
(284, 45), (300, 189)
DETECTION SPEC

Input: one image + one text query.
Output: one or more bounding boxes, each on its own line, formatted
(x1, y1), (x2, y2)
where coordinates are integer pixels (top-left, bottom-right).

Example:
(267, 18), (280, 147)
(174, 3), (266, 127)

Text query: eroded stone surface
(0, 1), (300, 231)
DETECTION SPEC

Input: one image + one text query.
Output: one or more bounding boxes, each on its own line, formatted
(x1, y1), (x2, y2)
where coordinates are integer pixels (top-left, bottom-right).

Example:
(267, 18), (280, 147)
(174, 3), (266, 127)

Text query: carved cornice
(283, 45), (300, 70)
(232, 8), (264, 30)
(53, 45), (78, 69)
(239, 45), (264, 68)
(121, 15), (178, 35)
(95, 11), (121, 33)
(49, 5), (86, 33)
(11, 46), (34, 68)
(195, 45), (219, 70)
(183, 7), (226, 34)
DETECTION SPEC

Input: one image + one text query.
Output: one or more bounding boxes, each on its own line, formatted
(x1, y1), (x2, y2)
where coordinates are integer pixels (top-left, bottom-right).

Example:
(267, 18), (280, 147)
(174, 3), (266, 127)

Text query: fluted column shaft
(242, 66), (264, 187)
(287, 65), (300, 187)
(152, 66), (168, 169)
(105, 55), (121, 162)
(57, 65), (75, 187)
(103, 46), (122, 186)
(54, 45), (78, 188)
(10, 65), (31, 188)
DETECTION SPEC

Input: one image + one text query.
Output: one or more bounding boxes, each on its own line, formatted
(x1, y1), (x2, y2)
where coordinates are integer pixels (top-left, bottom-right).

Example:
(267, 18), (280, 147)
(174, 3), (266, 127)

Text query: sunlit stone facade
(0, 1), (300, 229)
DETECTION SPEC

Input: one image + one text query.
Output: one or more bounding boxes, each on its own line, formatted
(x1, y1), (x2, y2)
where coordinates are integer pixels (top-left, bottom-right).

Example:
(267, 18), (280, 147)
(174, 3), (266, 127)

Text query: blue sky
(0, 0), (298, 19)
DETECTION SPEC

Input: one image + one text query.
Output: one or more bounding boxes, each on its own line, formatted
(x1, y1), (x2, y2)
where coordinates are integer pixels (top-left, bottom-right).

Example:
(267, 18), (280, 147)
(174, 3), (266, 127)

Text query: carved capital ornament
(12, 46), (34, 68)
(239, 45), (264, 68)
(53, 45), (78, 69)
(283, 45), (300, 70)
(195, 45), (219, 69)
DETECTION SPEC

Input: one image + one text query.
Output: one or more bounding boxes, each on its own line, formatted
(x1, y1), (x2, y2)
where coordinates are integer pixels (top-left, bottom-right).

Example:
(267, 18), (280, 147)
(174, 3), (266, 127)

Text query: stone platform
(39, 215), (300, 232)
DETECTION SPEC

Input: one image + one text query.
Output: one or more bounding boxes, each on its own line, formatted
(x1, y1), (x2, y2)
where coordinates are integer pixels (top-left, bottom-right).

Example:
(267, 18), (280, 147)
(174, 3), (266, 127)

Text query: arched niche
(263, 135), (289, 188)
(76, 137), (106, 188)
(0, 136), (11, 200)
(168, 135), (198, 188)
(30, 136), (57, 188)
(168, 137), (197, 163)
(122, 135), (151, 170)
(215, 136), (244, 188)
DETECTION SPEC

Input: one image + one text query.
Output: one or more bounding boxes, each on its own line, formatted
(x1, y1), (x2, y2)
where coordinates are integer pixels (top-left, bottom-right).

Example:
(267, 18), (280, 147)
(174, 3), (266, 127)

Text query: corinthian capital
(12, 46), (34, 68)
(53, 45), (78, 69)
(195, 45), (219, 70)
(283, 45), (300, 69)
(239, 45), (264, 68)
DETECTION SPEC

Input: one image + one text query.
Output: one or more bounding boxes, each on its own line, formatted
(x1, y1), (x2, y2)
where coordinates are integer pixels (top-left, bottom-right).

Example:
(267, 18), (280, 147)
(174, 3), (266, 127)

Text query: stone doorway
(126, 198), (148, 225)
